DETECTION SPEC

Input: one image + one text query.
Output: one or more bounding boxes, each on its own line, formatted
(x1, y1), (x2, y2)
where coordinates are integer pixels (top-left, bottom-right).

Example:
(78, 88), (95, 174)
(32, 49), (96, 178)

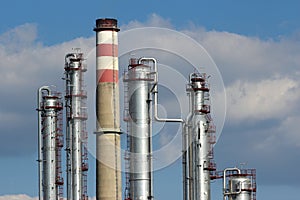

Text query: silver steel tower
(184, 73), (216, 200)
(123, 57), (183, 200)
(37, 86), (64, 200)
(64, 52), (88, 200)
(124, 58), (155, 200)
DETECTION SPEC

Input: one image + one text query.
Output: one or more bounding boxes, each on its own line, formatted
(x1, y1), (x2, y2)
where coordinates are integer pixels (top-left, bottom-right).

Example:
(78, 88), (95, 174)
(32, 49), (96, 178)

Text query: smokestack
(94, 18), (121, 200)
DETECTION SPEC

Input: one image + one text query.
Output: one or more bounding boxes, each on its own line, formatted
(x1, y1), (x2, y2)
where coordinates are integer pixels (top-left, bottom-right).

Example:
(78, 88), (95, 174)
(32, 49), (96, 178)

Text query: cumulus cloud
(0, 23), (94, 156)
(226, 76), (300, 122)
(0, 23), (39, 52)
(121, 13), (173, 30)
(1, 14), (300, 197)
(183, 27), (300, 84)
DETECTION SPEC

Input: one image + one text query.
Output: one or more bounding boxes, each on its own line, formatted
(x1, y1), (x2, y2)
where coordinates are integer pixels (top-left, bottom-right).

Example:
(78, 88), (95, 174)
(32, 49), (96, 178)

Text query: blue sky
(1, 0), (299, 43)
(0, 0), (300, 200)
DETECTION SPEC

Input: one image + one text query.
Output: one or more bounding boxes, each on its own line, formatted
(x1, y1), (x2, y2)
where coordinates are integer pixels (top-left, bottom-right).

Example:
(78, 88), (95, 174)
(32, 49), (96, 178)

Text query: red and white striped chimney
(94, 18), (121, 200)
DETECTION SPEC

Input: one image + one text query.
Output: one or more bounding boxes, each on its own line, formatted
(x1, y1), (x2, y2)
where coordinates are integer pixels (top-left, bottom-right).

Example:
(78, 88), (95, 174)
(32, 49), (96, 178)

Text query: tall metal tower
(123, 58), (155, 200)
(184, 73), (216, 200)
(123, 57), (183, 200)
(94, 18), (122, 200)
(37, 86), (64, 200)
(64, 52), (88, 200)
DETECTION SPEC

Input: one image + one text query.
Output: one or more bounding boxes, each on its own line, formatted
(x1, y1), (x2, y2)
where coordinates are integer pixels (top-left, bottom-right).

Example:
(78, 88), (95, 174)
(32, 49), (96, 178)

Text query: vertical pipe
(65, 57), (73, 200)
(182, 123), (187, 200)
(187, 78), (195, 200)
(94, 18), (121, 200)
(147, 90), (153, 200)
(38, 86), (50, 200)
(183, 89), (193, 200)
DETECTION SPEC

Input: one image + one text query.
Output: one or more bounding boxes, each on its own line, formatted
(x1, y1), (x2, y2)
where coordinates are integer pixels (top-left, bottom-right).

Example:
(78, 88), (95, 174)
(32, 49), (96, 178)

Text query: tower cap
(94, 18), (120, 32)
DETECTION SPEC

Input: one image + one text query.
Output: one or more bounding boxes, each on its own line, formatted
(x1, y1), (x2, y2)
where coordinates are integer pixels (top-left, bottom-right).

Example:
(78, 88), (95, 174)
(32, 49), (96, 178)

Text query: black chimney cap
(94, 18), (120, 32)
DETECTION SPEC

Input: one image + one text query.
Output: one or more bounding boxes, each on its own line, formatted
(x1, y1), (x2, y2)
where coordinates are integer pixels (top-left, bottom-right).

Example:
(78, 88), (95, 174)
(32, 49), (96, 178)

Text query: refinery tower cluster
(37, 18), (257, 200)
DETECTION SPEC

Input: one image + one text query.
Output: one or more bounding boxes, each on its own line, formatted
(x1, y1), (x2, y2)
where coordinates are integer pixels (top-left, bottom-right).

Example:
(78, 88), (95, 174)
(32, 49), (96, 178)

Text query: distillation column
(65, 52), (88, 200)
(37, 87), (64, 200)
(185, 73), (216, 200)
(94, 18), (121, 200)
(123, 57), (184, 200)
(124, 58), (154, 200)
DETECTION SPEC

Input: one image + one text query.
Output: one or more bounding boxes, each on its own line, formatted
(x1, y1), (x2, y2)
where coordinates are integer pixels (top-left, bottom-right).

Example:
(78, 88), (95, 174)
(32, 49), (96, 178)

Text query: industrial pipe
(138, 57), (184, 123)
(37, 86), (50, 200)
(223, 168), (242, 200)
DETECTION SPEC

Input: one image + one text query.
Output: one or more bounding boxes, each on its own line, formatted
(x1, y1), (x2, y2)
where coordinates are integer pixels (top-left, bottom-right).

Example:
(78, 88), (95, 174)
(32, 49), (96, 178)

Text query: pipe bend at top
(138, 57), (183, 123)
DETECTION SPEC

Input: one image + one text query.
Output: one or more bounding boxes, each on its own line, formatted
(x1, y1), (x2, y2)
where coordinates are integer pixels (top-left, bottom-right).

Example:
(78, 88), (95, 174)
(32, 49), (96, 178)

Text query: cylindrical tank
(228, 176), (252, 200)
(94, 18), (121, 200)
(125, 58), (153, 200)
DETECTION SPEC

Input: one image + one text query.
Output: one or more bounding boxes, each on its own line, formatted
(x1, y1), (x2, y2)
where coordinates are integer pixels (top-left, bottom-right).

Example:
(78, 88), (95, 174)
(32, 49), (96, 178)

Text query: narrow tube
(37, 86), (50, 200)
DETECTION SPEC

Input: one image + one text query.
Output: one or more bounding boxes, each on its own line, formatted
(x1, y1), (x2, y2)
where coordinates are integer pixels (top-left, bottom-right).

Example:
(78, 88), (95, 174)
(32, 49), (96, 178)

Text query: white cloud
(226, 76), (300, 122)
(121, 13), (173, 30)
(254, 115), (300, 152)
(0, 23), (39, 52)
(0, 23), (95, 155)
(0, 194), (38, 200)
(184, 27), (300, 84)
(0, 14), (300, 190)
(0, 22), (94, 101)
